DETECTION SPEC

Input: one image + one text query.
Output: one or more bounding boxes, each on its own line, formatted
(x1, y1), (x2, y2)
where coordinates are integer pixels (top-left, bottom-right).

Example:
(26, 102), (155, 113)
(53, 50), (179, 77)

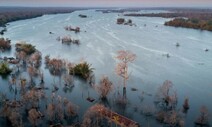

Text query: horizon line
(0, 5), (212, 9)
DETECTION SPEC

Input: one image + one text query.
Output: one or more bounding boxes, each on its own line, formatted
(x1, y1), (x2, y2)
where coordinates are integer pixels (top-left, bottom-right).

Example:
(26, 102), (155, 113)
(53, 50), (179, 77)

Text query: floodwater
(1, 9), (212, 126)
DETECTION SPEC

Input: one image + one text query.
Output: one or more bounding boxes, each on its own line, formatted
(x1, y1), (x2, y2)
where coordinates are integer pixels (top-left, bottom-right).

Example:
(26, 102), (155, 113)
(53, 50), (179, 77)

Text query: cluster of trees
(15, 42), (36, 55)
(165, 18), (212, 31)
(116, 18), (134, 26)
(64, 26), (80, 33)
(1, 39), (211, 127)
(0, 41), (81, 126)
(79, 14), (88, 18)
(147, 80), (210, 127)
(95, 76), (113, 100)
(0, 7), (82, 27)
(154, 80), (183, 126)
(124, 10), (212, 31)
(96, 8), (141, 14)
(124, 12), (212, 20)
(57, 36), (80, 45)
(45, 56), (67, 76)
(0, 38), (11, 51)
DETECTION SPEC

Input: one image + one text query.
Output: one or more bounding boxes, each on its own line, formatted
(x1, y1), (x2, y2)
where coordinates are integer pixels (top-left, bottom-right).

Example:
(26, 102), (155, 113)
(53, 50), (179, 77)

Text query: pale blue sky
(0, 0), (212, 7)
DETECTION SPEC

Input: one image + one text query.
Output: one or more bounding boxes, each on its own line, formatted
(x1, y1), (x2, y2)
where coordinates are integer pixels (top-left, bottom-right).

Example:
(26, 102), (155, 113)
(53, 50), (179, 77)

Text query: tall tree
(115, 50), (136, 88)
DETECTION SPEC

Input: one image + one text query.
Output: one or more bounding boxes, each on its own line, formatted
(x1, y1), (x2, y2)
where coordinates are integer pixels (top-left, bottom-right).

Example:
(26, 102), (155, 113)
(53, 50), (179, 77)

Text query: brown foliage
(115, 50), (136, 88)
(95, 76), (113, 99)
(155, 80), (177, 109)
(29, 51), (42, 67)
(28, 108), (41, 126)
(0, 38), (11, 51)
(9, 111), (23, 127)
(195, 106), (209, 125)
(45, 57), (66, 76)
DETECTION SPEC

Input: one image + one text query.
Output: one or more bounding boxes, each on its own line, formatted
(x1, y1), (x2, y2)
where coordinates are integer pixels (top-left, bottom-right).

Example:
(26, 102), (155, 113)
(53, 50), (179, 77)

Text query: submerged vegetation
(15, 42), (36, 55)
(69, 62), (94, 80)
(117, 18), (135, 26)
(95, 76), (113, 99)
(0, 38), (11, 51)
(115, 50), (136, 88)
(45, 56), (67, 76)
(57, 36), (80, 45)
(0, 7), (211, 127)
(0, 62), (12, 75)
(64, 26), (80, 33)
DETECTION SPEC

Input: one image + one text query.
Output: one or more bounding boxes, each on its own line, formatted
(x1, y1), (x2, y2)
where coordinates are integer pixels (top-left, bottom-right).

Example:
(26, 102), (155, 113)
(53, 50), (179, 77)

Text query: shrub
(0, 38), (11, 51)
(96, 76), (113, 99)
(15, 42), (36, 55)
(0, 62), (12, 75)
(69, 62), (93, 79)
(117, 18), (125, 24)
(45, 58), (66, 76)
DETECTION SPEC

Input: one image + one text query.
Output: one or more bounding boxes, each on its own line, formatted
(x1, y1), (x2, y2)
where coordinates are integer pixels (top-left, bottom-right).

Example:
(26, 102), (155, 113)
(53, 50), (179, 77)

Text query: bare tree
(28, 108), (42, 126)
(115, 50), (136, 88)
(29, 51), (42, 67)
(16, 51), (26, 64)
(195, 106), (209, 126)
(155, 80), (177, 109)
(82, 104), (104, 127)
(95, 76), (113, 99)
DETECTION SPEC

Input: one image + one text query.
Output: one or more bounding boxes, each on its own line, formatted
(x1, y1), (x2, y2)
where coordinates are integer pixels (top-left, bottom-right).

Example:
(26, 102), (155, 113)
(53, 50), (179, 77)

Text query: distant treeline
(0, 7), (85, 27)
(165, 18), (212, 31)
(124, 10), (212, 31)
(124, 12), (212, 20)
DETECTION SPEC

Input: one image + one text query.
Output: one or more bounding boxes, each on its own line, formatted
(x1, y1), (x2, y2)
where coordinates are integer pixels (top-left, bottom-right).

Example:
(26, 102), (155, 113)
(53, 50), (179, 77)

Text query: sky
(0, 0), (212, 7)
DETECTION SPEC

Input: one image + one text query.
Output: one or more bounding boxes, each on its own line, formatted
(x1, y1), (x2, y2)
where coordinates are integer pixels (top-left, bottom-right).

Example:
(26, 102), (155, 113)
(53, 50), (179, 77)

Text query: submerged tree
(28, 108), (42, 126)
(45, 56), (66, 76)
(16, 51), (27, 64)
(15, 42), (36, 55)
(195, 106), (209, 126)
(47, 94), (78, 125)
(0, 38), (11, 51)
(27, 66), (38, 85)
(115, 50), (136, 88)
(8, 110), (23, 127)
(95, 76), (113, 100)
(63, 74), (73, 86)
(82, 104), (104, 127)
(29, 51), (42, 68)
(155, 80), (178, 110)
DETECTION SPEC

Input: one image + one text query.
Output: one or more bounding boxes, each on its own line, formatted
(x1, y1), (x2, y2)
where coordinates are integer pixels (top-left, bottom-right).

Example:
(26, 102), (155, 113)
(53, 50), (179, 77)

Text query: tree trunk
(123, 87), (126, 99)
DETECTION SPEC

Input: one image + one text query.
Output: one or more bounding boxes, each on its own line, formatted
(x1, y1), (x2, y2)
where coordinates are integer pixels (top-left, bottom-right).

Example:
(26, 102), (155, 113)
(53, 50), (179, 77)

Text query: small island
(64, 26), (80, 33)
(57, 36), (80, 45)
(116, 18), (135, 26)
(79, 14), (88, 18)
